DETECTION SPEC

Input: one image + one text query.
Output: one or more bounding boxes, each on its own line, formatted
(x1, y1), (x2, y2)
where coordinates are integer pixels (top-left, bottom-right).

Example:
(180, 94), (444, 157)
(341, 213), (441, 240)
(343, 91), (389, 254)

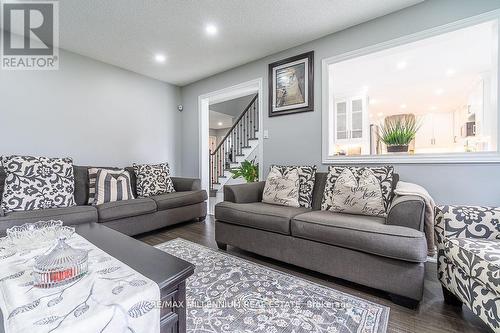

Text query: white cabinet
(335, 99), (348, 140)
(415, 113), (454, 151)
(334, 96), (367, 144)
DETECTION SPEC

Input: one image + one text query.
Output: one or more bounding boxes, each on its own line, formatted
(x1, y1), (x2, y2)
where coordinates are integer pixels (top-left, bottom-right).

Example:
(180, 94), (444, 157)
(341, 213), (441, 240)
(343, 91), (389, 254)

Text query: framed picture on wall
(268, 51), (314, 117)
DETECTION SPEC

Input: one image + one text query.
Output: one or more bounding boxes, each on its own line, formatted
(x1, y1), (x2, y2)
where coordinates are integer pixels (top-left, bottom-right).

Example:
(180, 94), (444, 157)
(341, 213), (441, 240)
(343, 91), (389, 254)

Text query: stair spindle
(245, 112), (248, 146)
(231, 130), (234, 164)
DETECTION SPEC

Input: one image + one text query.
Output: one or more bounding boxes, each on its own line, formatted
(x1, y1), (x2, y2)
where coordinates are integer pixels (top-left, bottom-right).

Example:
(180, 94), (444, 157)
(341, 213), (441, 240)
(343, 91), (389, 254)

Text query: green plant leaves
(230, 158), (259, 183)
(379, 116), (420, 146)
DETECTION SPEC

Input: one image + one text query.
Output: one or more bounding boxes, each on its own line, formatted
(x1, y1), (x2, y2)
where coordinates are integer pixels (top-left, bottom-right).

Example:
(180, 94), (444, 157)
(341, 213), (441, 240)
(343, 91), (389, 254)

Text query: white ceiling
(57, 0), (423, 86)
(331, 20), (496, 118)
(209, 110), (233, 130)
(210, 94), (257, 118)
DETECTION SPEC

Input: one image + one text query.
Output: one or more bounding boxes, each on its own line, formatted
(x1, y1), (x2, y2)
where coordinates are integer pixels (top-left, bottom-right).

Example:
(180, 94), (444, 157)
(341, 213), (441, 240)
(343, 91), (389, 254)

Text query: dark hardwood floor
(137, 216), (492, 333)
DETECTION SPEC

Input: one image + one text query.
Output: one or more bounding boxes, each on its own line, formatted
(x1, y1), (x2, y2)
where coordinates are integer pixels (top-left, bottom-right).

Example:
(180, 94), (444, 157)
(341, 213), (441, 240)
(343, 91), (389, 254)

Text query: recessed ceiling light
(154, 54), (166, 63)
(377, 112), (384, 117)
(217, 122), (223, 126)
(446, 68), (456, 77)
(205, 24), (218, 36)
(435, 88), (444, 95)
(400, 104), (407, 109)
(396, 61), (407, 70)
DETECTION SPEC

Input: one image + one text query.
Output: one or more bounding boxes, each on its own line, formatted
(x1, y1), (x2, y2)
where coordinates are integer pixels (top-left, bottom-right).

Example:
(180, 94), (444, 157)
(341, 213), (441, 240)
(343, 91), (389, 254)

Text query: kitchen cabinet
(415, 112), (454, 151)
(334, 96), (367, 144)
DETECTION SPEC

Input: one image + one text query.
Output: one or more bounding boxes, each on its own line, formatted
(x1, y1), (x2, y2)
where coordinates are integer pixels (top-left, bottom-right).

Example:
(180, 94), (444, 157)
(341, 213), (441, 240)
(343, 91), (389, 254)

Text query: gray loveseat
(215, 172), (427, 308)
(0, 166), (207, 236)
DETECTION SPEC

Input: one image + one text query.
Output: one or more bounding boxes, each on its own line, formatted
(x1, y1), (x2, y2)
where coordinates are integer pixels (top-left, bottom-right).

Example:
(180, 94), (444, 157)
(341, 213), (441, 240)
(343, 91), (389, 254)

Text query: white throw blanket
(394, 181), (436, 256)
(0, 234), (160, 333)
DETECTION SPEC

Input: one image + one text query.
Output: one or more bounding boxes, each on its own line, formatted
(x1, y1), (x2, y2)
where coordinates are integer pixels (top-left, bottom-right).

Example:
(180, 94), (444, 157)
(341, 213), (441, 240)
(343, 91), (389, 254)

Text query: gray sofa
(0, 166), (207, 236)
(215, 172), (427, 308)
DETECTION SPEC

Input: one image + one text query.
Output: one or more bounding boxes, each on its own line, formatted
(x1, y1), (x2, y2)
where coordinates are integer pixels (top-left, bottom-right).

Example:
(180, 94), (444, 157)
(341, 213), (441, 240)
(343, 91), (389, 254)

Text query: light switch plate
(263, 130), (269, 139)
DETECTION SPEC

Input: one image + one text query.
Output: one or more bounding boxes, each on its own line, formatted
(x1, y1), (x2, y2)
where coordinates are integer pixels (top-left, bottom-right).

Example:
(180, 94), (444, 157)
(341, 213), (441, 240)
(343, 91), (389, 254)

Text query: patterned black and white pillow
(262, 167), (300, 207)
(272, 165), (316, 208)
(93, 169), (135, 205)
(87, 168), (135, 205)
(1, 155), (76, 214)
(132, 163), (175, 198)
(321, 166), (394, 216)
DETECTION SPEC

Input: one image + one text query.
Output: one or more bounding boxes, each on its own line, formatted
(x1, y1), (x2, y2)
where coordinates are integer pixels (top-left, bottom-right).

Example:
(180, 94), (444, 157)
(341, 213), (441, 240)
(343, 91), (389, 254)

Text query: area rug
(156, 238), (389, 333)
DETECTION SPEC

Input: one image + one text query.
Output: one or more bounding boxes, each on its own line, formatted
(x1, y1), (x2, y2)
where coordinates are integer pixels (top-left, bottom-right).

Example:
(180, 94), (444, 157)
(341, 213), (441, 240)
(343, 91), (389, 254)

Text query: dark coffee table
(0, 223), (194, 333)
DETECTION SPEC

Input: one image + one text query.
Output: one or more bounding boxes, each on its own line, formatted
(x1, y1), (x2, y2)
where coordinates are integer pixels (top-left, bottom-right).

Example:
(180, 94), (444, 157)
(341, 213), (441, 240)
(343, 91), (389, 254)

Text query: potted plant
(230, 158), (259, 183)
(379, 116), (420, 153)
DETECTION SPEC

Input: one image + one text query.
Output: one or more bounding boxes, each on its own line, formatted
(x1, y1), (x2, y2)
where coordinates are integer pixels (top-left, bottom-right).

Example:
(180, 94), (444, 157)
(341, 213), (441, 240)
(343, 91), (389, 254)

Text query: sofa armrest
(171, 177), (201, 192)
(223, 181), (266, 203)
(386, 195), (425, 231)
(435, 205), (500, 243)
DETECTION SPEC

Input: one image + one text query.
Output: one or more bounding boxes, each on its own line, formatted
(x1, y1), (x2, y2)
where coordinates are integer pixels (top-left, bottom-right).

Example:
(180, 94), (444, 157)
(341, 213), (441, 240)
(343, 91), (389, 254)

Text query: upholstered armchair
(435, 206), (500, 332)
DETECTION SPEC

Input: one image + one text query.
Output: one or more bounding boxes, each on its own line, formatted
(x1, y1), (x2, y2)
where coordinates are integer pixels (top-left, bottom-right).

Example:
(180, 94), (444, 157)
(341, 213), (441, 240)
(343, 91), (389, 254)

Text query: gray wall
(180, 0), (500, 205)
(209, 128), (230, 144)
(0, 49), (182, 174)
(210, 93), (257, 117)
(210, 128), (230, 137)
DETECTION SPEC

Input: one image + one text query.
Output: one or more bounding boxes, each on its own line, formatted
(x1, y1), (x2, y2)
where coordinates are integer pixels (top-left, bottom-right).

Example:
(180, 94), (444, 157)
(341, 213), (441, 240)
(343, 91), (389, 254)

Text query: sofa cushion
(89, 168), (134, 205)
(310, 172), (400, 211)
(321, 166), (394, 217)
(272, 165), (317, 208)
(0, 166), (6, 202)
(1, 155), (76, 214)
(133, 163), (175, 197)
(324, 168), (386, 217)
(73, 166), (90, 206)
(94, 169), (135, 205)
(0, 206), (97, 235)
(215, 201), (309, 235)
(96, 198), (156, 222)
(262, 167), (301, 207)
(445, 238), (500, 294)
(291, 210), (427, 262)
(125, 166), (138, 197)
(152, 190), (207, 211)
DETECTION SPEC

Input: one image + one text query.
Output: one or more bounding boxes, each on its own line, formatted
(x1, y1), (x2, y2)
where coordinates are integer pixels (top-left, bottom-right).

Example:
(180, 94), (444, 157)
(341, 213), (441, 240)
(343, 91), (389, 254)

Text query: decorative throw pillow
(87, 168), (134, 205)
(262, 167), (300, 207)
(1, 155), (76, 214)
(132, 163), (175, 197)
(273, 165), (317, 208)
(93, 169), (135, 205)
(321, 166), (394, 217)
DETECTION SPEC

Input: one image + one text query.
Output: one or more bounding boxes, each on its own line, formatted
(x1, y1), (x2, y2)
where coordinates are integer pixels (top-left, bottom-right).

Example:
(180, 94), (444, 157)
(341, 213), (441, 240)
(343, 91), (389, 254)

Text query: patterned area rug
(156, 239), (389, 333)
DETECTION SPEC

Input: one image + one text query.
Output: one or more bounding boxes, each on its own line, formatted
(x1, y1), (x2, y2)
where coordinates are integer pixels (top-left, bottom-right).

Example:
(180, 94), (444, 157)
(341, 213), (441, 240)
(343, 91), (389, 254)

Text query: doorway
(198, 78), (263, 214)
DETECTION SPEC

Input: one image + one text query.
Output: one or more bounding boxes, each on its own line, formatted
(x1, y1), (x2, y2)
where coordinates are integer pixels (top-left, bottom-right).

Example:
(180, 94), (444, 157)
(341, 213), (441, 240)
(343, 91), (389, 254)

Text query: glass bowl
(5, 220), (75, 251)
(33, 237), (88, 288)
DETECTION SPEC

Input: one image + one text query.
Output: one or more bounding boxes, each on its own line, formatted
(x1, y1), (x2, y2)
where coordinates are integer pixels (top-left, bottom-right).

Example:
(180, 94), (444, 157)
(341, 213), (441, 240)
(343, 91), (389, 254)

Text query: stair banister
(209, 95), (258, 190)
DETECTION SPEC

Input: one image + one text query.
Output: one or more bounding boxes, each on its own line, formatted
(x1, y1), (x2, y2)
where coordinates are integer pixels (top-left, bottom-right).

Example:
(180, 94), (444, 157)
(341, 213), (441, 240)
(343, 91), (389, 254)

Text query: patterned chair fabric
(435, 206), (500, 332)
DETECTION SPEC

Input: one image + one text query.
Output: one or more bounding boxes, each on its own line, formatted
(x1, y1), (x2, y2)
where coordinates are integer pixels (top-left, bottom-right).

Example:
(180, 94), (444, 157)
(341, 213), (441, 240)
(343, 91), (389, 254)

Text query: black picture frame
(268, 51), (314, 117)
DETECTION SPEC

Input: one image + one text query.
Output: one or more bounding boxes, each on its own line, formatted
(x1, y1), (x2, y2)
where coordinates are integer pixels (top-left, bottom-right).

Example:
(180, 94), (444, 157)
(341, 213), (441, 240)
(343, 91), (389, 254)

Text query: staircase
(210, 95), (259, 192)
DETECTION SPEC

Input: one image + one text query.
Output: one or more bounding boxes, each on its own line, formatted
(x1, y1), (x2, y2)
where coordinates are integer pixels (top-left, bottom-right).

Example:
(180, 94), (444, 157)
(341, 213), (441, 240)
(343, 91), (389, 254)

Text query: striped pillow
(93, 169), (135, 205)
(87, 168), (134, 204)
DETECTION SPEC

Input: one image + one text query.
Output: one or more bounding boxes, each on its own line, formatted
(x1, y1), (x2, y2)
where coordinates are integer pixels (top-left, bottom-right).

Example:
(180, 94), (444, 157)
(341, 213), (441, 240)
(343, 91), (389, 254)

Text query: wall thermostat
(177, 105), (183, 111)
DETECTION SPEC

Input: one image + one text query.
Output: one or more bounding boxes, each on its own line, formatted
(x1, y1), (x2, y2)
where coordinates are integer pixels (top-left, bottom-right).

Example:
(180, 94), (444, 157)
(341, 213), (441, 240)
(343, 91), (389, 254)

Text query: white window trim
(322, 9), (500, 164)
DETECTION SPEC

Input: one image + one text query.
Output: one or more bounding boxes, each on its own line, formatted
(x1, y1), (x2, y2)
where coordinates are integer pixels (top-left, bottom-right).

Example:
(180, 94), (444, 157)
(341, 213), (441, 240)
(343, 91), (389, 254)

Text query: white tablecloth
(0, 234), (160, 333)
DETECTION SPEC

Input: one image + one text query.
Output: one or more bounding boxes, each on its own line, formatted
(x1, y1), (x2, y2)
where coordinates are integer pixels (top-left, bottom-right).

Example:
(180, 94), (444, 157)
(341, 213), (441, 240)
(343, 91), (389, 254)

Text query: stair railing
(210, 95), (259, 190)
